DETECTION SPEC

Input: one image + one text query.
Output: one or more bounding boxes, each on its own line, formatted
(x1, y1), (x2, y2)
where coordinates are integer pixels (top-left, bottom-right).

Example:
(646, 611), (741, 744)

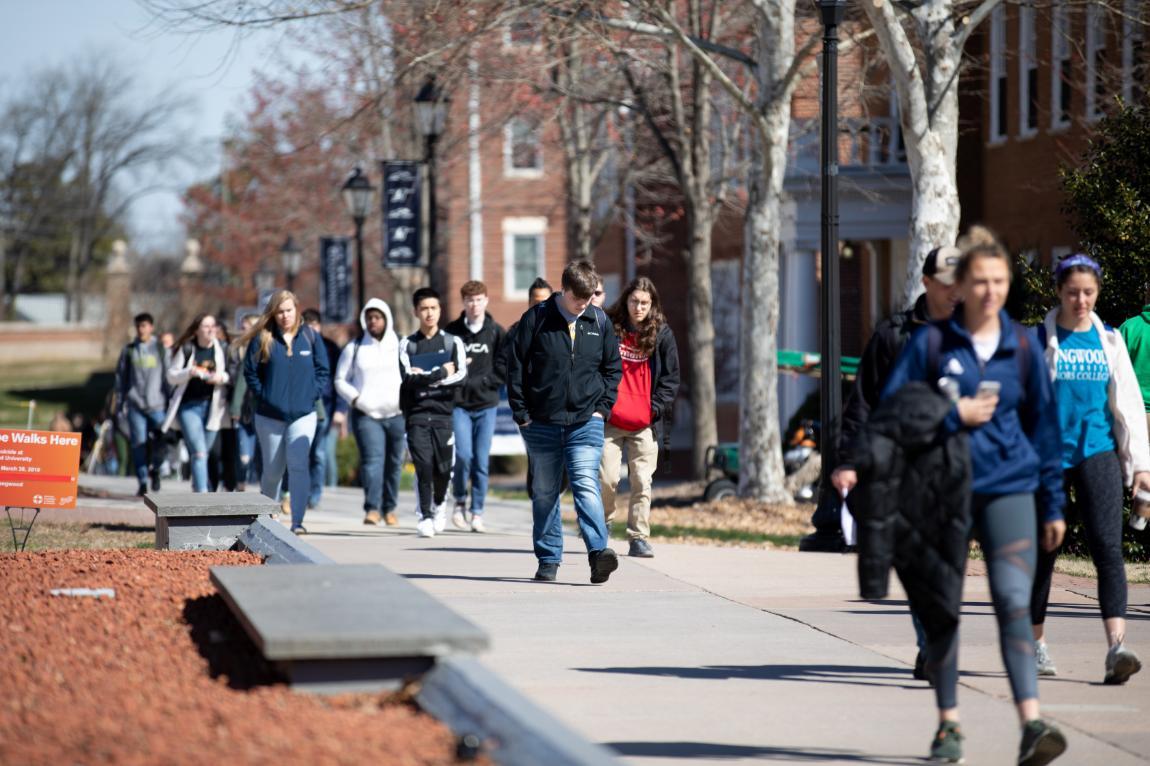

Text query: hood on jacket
(359, 298), (398, 346)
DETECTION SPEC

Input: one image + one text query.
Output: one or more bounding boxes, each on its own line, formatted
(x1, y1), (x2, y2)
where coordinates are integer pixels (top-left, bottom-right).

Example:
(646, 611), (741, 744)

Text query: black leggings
(929, 493), (1038, 710)
(407, 418), (454, 518)
(1031, 449), (1127, 624)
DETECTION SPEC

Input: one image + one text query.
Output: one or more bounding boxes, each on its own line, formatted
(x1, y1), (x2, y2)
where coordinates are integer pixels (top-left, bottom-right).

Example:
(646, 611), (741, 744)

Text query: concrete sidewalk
(75, 475), (1149, 764)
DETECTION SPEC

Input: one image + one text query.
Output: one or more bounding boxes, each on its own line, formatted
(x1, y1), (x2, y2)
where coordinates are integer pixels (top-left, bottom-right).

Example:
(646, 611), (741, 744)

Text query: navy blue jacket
(243, 326), (331, 423)
(881, 310), (1065, 522)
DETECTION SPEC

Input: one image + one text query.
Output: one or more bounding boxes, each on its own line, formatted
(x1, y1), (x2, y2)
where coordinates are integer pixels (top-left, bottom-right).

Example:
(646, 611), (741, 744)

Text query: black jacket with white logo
(444, 312), (507, 411)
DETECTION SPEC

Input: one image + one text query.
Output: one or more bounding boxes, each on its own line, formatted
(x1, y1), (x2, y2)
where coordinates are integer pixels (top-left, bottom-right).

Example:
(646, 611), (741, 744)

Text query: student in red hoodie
(599, 277), (680, 558)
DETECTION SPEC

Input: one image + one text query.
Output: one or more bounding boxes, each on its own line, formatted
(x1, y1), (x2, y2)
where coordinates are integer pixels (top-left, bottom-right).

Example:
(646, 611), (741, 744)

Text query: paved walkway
(77, 475), (1150, 764)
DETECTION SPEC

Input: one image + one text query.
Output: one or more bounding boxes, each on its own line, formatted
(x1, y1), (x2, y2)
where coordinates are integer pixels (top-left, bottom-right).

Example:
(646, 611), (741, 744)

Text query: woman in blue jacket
(882, 228), (1067, 766)
(240, 290), (330, 534)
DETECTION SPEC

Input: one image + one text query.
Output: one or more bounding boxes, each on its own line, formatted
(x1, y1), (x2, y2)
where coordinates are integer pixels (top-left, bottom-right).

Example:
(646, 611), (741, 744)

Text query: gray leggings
(1031, 449), (1127, 624)
(928, 493), (1038, 710)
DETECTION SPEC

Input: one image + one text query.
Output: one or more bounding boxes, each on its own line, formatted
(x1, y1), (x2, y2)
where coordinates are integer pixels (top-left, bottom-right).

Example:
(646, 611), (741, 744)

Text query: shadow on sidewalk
(575, 663), (922, 689)
(606, 740), (923, 763)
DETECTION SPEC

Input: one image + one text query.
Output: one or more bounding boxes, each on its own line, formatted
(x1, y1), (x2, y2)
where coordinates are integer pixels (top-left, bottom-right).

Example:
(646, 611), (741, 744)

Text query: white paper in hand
(840, 490), (857, 547)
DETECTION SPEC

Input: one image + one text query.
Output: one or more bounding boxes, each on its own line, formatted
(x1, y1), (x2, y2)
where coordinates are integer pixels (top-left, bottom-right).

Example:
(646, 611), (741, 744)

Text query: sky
(0, 0), (301, 252)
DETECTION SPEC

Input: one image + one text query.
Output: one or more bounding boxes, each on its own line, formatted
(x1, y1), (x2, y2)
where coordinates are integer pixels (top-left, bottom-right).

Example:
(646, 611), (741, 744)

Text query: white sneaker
(1036, 641), (1057, 677)
(470, 515), (486, 533)
(433, 502), (448, 533)
(452, 501), (469, 530)
(416, 517), (436, 538)
(1105, 643), (1142, 685)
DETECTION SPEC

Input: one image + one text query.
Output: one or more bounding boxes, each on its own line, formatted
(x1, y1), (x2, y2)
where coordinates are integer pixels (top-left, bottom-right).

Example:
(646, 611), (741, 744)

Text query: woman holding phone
(1030, 253), (1148, 685)
(881, 227), (1067, 765)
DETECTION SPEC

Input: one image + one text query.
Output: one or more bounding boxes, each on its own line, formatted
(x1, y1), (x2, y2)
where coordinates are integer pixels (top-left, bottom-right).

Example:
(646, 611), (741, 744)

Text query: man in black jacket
(445, 280), (506, 533)
(507, 261), (623, 584)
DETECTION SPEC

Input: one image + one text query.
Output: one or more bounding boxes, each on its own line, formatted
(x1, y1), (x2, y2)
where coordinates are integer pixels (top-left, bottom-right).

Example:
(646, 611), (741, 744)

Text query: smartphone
(976, 380), (1002, 398)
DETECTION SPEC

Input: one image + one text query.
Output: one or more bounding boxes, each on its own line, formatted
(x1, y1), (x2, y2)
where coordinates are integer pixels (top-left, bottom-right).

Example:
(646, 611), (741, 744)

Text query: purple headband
(1054, 253), (1102, 279)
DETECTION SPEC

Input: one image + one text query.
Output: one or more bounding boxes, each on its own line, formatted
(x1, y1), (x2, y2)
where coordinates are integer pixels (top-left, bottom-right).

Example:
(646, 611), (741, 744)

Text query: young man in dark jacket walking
(400, 287), (468, 538)
(114, 313), (169, 496)
(445, 281), (506, 533)
(507, 261), (623, 584)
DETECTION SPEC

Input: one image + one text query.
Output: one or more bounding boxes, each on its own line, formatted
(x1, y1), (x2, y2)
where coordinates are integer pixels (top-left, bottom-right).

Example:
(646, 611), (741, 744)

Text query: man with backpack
(114, 312), (169, 497)
(335, 299), (405, 526)
(507, 260), (623, 584)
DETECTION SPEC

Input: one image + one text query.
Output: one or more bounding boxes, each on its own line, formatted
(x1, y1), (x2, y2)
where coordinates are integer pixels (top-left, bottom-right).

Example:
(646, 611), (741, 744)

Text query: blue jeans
(452, 406), (497, 515)
(256, 412), (316, 529)
(521, 418), (610, 564)
(308, 418), (330, 506)
(236, 419), (258, 486)
(324, 426), (339, 486)
(352, 411), (405, 513)
(177, 399), (218, 492)
(127, 405), (165, 484)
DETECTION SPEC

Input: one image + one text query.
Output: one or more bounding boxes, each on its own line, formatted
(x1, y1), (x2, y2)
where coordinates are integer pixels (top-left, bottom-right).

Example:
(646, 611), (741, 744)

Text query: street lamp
(280, 235), (302, 293)
(414, 75), (449, 295)
(801, 0), (848, 553)
(341, 166), (375, 311)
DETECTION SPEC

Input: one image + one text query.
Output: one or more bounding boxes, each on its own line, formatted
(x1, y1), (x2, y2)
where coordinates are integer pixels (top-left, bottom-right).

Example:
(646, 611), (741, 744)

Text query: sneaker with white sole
(1035, 641), (1057, 677)
(433, 502), (448, 533)
(470, 515), (486, 533)
(1104, 643), (1142, 685)
(452, 501), (469, 530)
(1018, 719), (1066, 766)
(416, 517), (436, 538)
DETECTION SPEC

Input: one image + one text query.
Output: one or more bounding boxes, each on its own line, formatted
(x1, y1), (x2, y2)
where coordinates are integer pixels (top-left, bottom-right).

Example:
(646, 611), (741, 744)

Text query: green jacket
(1119, 305), (1150, 413)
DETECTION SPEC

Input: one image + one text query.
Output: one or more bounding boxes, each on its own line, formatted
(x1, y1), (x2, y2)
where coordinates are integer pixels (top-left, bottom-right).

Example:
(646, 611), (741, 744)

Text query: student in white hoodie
(335, 299), (405, 525)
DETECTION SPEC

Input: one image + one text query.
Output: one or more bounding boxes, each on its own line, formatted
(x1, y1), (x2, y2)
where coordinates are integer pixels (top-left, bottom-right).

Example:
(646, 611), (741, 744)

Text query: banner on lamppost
(320, 236), (352, 323)
(381, 160), (421, 268)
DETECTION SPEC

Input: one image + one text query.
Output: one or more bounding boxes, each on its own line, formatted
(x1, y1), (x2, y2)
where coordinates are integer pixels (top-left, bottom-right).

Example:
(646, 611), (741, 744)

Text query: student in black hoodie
(400, 287), (468, 539)
(445, 280), (506, 533)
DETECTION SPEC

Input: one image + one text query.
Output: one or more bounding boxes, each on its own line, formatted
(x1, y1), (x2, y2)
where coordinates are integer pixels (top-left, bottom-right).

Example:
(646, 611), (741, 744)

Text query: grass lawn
(0, 360), (114, 429)
(1, 517), (152, 553)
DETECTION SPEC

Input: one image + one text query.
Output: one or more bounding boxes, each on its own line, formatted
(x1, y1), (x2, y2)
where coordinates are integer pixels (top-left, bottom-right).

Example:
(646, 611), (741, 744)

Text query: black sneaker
(929, 720), (964, 763)
(914, 650), (936, 684)
(533, 563), (559, 582)
(589, 548), (619, 584)
(1018, 719), (1066, 766)
(136, 483), (147, 497)
(149, 469), (161, 492)
(628, 538), (655, 558)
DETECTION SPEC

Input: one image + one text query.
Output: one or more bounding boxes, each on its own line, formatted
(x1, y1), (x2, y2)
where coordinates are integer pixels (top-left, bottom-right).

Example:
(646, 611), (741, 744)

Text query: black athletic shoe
(533, 563), (559, 582)
(589, 548), (619, 584)
(1018, 719), (1067, 766)
(628, 539), (655, 558)
(149, 470), (161, 492)
(136, 483), (147, 497)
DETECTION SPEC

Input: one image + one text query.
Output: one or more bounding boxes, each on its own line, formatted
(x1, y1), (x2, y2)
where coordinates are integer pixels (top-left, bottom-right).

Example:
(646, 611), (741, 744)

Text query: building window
(502, 217), (547, 296)
(989, 6), (1007, 142)
(505, 8), (542, 46)
(1051, 2), (1073, 128)
(1018, 5), (1038, 136)
(1124, 0), (1146, 105)
(1086, 3), (1109, 121)
(505, 118), (543, 177)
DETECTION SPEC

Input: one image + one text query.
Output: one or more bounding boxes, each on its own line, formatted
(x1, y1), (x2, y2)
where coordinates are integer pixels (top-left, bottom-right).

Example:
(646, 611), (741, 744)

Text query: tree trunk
(65, 229), (81, 323)
(900, 135), (961, 306)
(685, 214), (718, 479)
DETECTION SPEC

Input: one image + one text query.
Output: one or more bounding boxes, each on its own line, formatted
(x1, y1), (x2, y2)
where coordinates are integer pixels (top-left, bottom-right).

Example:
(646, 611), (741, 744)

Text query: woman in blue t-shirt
(1031, 253), (1150, 686)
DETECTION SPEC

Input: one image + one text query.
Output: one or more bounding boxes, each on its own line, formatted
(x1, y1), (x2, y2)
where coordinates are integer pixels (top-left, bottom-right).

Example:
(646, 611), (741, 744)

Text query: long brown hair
(173, 313), (216, 352)
(607, 277), (665, 357)
(237, 290), (302, 363)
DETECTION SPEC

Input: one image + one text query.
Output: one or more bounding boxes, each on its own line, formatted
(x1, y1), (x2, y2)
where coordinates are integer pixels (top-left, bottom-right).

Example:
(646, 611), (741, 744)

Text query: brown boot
(384, 511), (399, 526)
(364, 510), (382, 525)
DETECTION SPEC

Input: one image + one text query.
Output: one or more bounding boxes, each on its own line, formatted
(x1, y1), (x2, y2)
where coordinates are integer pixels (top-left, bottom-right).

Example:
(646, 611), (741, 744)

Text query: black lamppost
(414, 75), (449, 296)
(801, 0), (848, 553)
(341, 167), (375, 311)
(280, 235), (301, 293)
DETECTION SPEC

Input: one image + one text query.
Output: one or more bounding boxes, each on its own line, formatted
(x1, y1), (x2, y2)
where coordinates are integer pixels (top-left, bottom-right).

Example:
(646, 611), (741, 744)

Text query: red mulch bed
(0, 549), (480, 765)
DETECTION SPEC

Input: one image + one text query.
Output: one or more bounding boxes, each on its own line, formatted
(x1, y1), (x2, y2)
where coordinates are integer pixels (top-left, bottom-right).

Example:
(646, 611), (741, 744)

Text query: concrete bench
(210, 564), (491, 693)
(146, 492), (280, 551)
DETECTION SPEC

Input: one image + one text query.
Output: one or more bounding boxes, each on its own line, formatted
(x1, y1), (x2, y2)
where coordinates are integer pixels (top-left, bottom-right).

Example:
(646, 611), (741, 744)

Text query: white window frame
(502, 217), (548, 299)
(504, 118), (544, 178)
(1051, 1), (1072, 130)
(1086, 3), (1108, 121)
(1018, 4), (1039, 138)
(1123, 0), (1145, 104)
(989, 6), (1008, 143)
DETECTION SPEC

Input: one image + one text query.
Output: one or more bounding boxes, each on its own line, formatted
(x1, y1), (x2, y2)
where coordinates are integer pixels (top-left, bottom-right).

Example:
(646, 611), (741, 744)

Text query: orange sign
(0, 429), (81, 509)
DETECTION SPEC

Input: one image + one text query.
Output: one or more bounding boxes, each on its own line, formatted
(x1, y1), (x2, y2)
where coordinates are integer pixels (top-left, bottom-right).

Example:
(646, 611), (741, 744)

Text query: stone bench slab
(210, 564), (490, 661)
(145, 492), (280, 517)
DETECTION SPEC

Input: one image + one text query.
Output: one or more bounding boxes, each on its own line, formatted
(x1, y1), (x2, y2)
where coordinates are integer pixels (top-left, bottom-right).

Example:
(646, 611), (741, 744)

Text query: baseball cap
(923, 245), (961, 285)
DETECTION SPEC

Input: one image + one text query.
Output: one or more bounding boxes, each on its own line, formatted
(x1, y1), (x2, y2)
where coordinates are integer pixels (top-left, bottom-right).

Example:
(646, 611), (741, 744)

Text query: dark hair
(954, 225), (1012, 283)
(302, 308), (322, 324)
(174, 313), (215, 350)
(607, 277), (665, 357)
(529, 277), (552, 293)
(134, 312), (154, 325)
(412, 287), (441, 308)
(561, 261), (600, 299)
(1054, 253), (1103, 289)
(460, 280), (488, 298)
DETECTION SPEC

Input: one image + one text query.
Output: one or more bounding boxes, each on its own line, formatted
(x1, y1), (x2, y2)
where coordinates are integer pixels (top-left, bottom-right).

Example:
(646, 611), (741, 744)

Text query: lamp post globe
(280, 235), (302, 293)
(414, 75), (449, 296)
(341, 167), (375, 311)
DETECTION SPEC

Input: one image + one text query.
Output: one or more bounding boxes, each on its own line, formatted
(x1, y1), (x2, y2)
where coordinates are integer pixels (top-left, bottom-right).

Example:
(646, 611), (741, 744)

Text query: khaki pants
(599, 423), (659, 540)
